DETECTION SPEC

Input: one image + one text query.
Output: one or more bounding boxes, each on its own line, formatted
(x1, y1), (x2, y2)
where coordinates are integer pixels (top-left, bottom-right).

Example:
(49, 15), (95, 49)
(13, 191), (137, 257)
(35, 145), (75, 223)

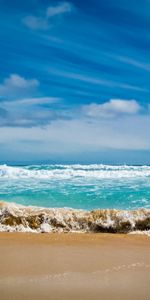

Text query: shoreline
(0, 232), (150, 300)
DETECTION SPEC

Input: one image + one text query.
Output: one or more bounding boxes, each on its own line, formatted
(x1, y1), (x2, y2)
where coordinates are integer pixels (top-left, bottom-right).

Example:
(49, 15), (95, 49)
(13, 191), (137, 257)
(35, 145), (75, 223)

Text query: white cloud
(82, 99), (141, 118)
(0, 74), (39, 98)
(1, 115), (150, 155)
(23, 2), (72, 30)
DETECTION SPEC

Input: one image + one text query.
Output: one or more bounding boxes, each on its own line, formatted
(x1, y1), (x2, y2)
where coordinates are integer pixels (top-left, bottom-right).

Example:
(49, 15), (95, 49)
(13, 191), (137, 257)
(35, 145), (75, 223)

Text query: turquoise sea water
(0, 164), (150, 210)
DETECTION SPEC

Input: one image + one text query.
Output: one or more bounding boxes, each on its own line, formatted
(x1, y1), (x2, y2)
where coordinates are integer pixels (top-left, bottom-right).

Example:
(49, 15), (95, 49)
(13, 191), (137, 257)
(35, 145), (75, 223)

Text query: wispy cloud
(11, 97), (60, 106)
(23, 2), (73, 30)
(49, 69), (146, 92)
(23, 16), (48, 30)
(47, 2), (72, 18)
(111, 55), (150, 71)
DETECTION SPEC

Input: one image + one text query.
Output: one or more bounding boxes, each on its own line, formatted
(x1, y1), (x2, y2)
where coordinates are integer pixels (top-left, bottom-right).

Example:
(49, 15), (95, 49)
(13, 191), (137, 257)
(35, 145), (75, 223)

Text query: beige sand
(0, 232), (150, 300)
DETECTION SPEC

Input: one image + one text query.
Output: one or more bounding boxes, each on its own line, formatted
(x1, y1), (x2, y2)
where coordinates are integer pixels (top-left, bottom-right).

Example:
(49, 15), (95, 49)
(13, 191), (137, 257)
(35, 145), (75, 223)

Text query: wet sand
(0, 232), (150, 300)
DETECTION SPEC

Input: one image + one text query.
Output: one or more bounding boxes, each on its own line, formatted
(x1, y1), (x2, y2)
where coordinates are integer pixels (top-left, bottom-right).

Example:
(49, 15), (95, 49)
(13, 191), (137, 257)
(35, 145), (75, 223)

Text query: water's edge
(0, 201), (150, 235)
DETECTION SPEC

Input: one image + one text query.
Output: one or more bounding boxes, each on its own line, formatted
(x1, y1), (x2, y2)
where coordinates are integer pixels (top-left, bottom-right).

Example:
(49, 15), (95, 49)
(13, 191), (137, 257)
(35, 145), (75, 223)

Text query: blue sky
(0, 0), (150, 164)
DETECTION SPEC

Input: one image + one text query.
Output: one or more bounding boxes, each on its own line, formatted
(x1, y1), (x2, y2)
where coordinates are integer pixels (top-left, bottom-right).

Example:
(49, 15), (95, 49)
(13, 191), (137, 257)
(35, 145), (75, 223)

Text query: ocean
(0, 164), (150, 210)
(0, 164), (150, 233)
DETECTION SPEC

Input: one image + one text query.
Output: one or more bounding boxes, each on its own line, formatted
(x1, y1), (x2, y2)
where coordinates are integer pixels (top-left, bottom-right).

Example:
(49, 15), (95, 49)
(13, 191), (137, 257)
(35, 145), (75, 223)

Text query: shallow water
(0, 164), (150, 210)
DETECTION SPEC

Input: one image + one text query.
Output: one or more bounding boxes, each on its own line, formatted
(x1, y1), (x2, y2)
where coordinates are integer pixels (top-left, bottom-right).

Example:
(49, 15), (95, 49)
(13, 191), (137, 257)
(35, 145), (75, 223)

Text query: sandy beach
(0, 233), (150, 300)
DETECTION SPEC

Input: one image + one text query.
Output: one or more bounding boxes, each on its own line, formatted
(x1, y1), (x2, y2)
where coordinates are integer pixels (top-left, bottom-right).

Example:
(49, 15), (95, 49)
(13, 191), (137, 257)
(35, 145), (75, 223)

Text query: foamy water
(0, 164), (150, 234)
(1, 164), (150, 179)
(0, 201), (150, 234)
(0, 164), (150, 211)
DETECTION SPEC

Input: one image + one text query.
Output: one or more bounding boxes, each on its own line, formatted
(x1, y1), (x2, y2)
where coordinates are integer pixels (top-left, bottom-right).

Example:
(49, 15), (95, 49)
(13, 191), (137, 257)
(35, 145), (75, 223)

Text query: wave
(0, 201), (150, 234)
(0, 164), (150, 179)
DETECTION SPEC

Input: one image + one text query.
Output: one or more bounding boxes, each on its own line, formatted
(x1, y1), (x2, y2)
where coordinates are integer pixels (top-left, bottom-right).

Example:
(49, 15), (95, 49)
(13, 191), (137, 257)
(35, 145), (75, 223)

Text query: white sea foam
(129, 230), (150, 237)
(0, 164), (150, 179)
(0, 201), (150, 234)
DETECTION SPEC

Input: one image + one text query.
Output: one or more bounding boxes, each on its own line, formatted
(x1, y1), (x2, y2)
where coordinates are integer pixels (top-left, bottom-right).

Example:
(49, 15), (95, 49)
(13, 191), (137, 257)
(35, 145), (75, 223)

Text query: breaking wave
(0, 164), (150, 179)
(0, 201), (150, 234)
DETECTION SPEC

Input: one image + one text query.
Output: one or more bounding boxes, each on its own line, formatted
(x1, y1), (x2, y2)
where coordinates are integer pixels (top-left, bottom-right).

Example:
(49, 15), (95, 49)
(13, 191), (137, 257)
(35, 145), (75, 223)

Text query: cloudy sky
(0, 0), (150, 164)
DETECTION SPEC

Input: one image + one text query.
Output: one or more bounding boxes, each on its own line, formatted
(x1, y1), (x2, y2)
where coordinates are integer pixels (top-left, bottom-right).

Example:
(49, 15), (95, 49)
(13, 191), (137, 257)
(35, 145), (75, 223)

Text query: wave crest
(0, 201), (150, 234)
(0, 164), (150, 179)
